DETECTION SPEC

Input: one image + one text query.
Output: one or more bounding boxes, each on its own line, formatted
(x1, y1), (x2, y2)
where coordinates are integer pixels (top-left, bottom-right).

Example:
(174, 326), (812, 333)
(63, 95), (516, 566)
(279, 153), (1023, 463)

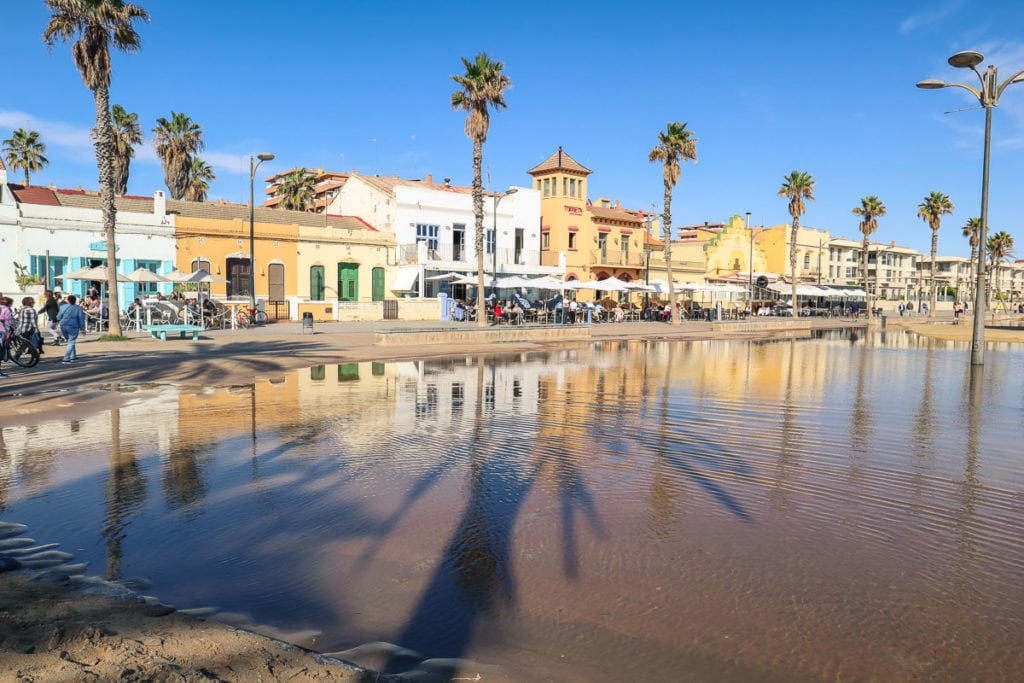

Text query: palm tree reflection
(102, 409), (146, 580)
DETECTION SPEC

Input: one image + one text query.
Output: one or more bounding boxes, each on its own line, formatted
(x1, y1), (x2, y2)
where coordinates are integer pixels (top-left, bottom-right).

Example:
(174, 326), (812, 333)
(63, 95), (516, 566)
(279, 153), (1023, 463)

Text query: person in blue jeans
(56, 295), (87, 363)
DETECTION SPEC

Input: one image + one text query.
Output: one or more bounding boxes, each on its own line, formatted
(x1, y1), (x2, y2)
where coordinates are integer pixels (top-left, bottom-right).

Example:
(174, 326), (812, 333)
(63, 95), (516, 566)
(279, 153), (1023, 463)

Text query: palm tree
(2, 128), (49, 185)
(648, 122), (698, 326)
(183, 156), (216, 202)
(961, 216), (981, 305)
(853, 196), (887, 321)
(986, 230), (1014, 314)
(450, 52), (512, 328)
(152, 111), (204, 200)
(273, 168), (315, 211)
(917, 191), (954, 318)
(778, 171), (816, 319)
(44, 0), (150, 338)
(110, 103), (142, 195)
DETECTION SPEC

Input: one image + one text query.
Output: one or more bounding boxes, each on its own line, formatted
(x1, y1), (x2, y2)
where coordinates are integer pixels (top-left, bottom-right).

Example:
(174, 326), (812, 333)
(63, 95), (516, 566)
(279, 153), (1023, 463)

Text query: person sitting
(184, 300), (201, 323)
(492, 302), (505, 325)
(509, 301), (524, 325)
(453, 299), (466, 321)
(613, 304), (624, 323)
(202, 298), (216, 325)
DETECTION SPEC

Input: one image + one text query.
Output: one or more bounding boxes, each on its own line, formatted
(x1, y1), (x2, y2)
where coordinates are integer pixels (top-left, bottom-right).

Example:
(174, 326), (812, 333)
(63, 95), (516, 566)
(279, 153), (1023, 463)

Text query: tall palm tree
(778, 171), (816, 319)
(273, 168), (315, 211)
(44, 0), (150, 338)
(648, 121), (698, 326)
(917, 191), (954, 318)
(853, 195), (887, 321)
(2, 128), (49, 185)
(183, 156), (216, 202)
(450, 52), (511, 328)
(986, 230), (1014, 313)
(110, 103), (142, 195)
(152, 111), (204, 200)
(961, 216), (981, 304)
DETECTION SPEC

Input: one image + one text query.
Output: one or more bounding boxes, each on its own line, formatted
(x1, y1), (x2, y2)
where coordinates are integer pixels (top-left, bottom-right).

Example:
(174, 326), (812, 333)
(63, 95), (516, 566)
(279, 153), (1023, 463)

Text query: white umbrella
(494, 275), (537, 288)
(164, 269), (196, 283)
(57, 265), (130, 282)
(526, 276), (569, 290)
(125, 267), (169, 283)
(425, 271), (470, 281)
(189, 269), (227, 283)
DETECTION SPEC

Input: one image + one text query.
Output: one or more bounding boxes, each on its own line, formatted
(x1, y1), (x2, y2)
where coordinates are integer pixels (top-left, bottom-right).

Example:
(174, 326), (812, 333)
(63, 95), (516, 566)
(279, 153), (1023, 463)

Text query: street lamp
(918, 50), (1024, 366)
(249, 152), (275, 312)
(746, 212), (753, 306)
(491, 187), (517, 295)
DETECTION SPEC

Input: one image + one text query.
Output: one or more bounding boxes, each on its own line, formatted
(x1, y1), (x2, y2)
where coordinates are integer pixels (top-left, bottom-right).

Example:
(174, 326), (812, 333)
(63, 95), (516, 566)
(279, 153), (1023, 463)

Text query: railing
(399, 243), (540, 268)
(589, 249), (645, 267)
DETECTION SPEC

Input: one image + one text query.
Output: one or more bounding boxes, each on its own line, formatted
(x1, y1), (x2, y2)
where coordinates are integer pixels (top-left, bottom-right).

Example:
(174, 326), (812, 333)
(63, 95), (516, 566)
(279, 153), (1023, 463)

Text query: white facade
(330, 173), (563, 296)
(0, 185), (176, 306)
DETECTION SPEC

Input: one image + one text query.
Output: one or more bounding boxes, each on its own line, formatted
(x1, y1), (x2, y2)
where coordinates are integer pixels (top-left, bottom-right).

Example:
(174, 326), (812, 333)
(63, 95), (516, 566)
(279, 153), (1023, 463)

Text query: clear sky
(3, 1), (1023, 257)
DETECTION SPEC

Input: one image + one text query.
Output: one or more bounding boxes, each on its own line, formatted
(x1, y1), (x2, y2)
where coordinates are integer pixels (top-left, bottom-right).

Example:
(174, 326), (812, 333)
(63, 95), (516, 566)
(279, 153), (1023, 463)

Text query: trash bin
(301, 311), (313, 334)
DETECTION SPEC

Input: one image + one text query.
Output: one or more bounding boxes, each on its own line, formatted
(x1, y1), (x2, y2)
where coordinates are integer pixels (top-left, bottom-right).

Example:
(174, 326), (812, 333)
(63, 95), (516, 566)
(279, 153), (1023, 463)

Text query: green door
(310, 265), (325, 300)
(371, 267), (385, 301)
(337, 262), (358, 301)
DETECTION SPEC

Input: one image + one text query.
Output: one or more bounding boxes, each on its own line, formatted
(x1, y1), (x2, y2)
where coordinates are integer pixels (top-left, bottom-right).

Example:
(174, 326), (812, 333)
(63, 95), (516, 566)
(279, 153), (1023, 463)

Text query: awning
(390, 269), (419, 292)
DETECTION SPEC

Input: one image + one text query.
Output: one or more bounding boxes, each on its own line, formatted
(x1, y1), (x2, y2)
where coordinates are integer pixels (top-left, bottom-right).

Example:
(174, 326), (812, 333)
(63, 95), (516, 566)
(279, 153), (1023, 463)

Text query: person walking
(15, 296), (43, 354)
(0, 296), (13, 377)
(39, 290), (63, 345)
(56, 294), (87, 364)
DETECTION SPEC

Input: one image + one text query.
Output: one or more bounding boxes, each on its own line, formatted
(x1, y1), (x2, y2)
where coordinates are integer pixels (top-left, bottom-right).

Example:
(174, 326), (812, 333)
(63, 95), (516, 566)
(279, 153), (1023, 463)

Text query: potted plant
(13, 261), (45, 293)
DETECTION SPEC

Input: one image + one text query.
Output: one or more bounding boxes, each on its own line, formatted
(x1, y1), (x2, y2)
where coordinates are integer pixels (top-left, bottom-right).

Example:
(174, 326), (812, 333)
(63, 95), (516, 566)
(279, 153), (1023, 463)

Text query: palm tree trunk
(95, 84), (122, 335)
(790, 218), (799, 319)
(929, 227), (938, 318)
(473, 138), (487, 328)
(863, 236), (872, 321)
(663, 185), (679, 325)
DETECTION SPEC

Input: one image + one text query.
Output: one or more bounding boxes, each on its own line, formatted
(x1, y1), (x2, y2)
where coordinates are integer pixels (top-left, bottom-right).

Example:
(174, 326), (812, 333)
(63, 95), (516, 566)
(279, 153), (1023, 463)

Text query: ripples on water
(1, 329), (1023, 681)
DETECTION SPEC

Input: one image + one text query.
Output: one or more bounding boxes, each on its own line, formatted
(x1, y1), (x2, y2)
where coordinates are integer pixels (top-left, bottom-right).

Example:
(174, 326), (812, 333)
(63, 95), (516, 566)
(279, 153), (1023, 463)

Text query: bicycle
(7, 334), (41, 368)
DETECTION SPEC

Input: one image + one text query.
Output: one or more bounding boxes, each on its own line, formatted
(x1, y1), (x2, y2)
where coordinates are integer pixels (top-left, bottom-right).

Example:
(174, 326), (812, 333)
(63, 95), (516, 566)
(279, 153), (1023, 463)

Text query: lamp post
(491, 187), (517, 295)
(249, 152), (275, 311)
(746, 212), (753, 306)
(918, 51), (1024, 366)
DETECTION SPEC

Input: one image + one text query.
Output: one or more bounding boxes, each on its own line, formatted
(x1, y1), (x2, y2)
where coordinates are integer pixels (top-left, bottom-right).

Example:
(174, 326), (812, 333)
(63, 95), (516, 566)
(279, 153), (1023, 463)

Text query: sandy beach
(1, 314), (1020, 681)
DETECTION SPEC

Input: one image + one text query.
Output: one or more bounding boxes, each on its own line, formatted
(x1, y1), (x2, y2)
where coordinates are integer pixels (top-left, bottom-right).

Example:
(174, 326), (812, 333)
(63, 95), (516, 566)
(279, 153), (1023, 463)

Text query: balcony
(400, 242), (541, 269)
(589, 249), (645, 267)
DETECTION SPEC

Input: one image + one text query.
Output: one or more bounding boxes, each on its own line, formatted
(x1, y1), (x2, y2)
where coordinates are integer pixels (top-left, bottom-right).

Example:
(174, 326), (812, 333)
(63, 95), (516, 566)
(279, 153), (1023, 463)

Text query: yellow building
(529, 148), (668, 294)
(173, 199), (393, 319)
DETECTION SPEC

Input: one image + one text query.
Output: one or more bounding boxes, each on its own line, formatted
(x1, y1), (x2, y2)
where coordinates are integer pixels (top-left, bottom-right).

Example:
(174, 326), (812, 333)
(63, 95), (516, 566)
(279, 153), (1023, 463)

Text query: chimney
(444, 177), (451, 186)
(615, 200), (620, 208)
(154, 190), (166, 217)
(427, 173), (433, 184)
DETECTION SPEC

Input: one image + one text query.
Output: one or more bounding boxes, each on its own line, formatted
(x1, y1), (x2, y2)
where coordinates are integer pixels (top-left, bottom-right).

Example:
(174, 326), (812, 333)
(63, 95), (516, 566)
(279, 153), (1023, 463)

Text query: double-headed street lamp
(918, 51), (1024, 366)
(746, 212), (753, 305)
(491, 187), (517, 294)
(249, 153), (275, 311)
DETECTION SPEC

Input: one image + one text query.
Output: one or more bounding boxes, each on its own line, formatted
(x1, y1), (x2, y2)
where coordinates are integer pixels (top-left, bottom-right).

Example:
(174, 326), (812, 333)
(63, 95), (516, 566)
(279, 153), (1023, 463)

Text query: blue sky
(3, 1), (1023, 257)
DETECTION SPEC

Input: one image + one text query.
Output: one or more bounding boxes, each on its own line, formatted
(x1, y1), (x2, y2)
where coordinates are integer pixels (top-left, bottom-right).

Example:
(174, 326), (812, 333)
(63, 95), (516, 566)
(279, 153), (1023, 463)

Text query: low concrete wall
(711, 319), (813, 333)
(375, 325), (591, 346)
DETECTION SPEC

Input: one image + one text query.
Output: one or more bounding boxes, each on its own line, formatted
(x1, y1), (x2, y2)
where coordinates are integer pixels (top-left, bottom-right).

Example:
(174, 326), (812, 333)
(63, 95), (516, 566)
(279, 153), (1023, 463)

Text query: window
(846, 266), (858, 278)
(569, 178), (575, 197)
(622, 235), (630, 262)
(568, 232), (577, 250)
(804, 253), (811, 269)
(543, 178), (550, 196)
(136, 259), (162, 295)
(542, 232), (550, 249)
(415, 223), (440, 251)
(563, 177), (567, 196)
(486, 228), (495, 255)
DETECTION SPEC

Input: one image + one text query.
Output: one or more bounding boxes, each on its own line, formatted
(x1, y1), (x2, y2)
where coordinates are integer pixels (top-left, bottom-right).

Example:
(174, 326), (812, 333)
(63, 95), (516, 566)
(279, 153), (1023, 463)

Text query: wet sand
(1, 314), (1020, 681)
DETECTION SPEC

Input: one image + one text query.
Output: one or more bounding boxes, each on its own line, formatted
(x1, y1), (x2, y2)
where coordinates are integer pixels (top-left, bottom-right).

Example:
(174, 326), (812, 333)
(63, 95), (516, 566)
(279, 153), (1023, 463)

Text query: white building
(0, 178), (176, 305)
(327, 172), (564, 297)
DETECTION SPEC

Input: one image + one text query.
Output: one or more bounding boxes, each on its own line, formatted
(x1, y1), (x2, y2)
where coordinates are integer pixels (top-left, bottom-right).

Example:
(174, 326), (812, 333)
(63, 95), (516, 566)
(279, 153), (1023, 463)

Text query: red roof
(9, 184), (61, 206)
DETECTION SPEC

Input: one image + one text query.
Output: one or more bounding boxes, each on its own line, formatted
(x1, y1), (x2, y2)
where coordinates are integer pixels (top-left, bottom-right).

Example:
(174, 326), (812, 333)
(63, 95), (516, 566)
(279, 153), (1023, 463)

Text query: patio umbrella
(425, 271), (470, 281)
(125, 267), (169, 283)
(57, 265), (130, 282)
(527, 276), (570, 290)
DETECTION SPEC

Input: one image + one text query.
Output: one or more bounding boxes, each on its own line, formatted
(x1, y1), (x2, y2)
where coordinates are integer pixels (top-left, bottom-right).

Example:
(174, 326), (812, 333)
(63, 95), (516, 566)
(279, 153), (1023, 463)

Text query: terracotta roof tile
(527, 148), (592, 176)
(590, 206), (642, 225)
(9, 184), (61, 206)
(53, 188), (377, 231)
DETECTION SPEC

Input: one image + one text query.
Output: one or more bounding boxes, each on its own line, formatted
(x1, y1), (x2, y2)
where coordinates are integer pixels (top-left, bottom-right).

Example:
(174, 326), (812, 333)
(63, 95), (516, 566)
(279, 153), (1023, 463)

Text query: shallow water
(2, 329), (1023, 681)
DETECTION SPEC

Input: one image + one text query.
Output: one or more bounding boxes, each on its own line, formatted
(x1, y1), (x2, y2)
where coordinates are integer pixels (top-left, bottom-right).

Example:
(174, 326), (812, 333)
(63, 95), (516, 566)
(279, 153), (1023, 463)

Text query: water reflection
(1, 330), (1023, 680)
